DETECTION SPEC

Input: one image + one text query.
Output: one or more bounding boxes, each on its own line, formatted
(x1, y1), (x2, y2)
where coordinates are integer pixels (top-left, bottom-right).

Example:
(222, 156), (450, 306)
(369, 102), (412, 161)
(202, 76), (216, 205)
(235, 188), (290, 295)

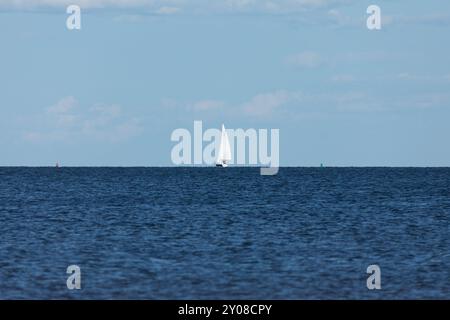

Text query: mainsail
(216, 124), (231, 166)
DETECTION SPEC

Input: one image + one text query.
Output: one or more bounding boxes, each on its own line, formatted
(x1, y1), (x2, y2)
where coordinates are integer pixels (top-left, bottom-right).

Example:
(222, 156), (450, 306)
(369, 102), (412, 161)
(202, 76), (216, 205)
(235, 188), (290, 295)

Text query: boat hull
(216, 163), (228, 168)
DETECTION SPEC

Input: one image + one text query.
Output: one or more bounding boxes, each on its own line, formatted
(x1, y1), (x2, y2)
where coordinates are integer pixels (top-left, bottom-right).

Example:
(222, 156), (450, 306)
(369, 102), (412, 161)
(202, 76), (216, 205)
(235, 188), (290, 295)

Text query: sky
(0, 0), (449, 166)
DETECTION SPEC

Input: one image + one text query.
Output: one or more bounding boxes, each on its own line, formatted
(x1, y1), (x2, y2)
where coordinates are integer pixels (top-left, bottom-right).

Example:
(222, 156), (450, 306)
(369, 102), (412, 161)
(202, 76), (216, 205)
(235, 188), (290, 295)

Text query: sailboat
(216, 124), (231, 167)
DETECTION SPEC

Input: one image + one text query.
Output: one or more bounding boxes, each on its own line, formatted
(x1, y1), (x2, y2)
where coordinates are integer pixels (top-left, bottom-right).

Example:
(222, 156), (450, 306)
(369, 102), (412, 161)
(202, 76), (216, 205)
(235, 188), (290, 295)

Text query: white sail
(216, 124), (231, 166)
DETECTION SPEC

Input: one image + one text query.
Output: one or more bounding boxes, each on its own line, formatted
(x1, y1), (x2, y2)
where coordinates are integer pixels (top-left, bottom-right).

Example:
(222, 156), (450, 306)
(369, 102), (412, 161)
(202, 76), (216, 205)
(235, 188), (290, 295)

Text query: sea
(0, 167), (449, 299)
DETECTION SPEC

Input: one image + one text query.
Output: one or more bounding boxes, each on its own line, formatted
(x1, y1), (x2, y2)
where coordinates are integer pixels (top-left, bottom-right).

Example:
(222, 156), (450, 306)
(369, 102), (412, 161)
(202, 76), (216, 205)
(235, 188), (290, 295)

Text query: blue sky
(0, 0), (449, 166)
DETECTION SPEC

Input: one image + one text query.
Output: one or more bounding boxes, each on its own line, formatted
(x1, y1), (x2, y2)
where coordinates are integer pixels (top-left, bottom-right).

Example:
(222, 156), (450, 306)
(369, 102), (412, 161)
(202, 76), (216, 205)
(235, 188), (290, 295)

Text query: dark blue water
(1, 167), (450, 299)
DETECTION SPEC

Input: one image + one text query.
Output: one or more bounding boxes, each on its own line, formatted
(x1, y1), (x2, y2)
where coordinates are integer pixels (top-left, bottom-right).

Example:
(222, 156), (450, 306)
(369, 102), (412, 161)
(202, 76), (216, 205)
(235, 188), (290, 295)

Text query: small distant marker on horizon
(320, 163), (324, 168)
(56, 162), (60, 168)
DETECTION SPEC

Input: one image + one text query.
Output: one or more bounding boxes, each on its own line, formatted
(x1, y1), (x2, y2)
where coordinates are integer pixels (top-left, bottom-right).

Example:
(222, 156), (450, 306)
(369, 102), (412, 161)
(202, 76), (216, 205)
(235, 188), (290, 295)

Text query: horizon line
(1, 166), (449, 168)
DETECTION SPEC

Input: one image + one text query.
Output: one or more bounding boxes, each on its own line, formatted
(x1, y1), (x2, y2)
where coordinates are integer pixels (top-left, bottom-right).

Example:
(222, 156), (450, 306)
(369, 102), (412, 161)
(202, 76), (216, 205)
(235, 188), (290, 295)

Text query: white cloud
(163, 91), (298, 118)
(115, 118), (143, 140)
(155, 6), (180, 14)
(24, 97), (142, 143)
(161, 85), (450, 122)
(386, 93), (450, 110)
(45, 96), (80, 127)
(395, 73), (450, 82)
(285, 51), (322, 68)
(160, 98), (179, 109)
(327, 9), (354, 26)
(23, 131), (47, 143)
(388, 14), (450, 27)
(165, 89), (378, 119)
(90, 103), (122, 118)
(238, 90), (388, 117)
(0, 0), (352, 13)
(330, 74), (355, 82)
(242, 90), (293, 116)
(46, 96), (76, 114)
(397, 73), (421, 80)
(339, 51), (392, 63)
(1, 0), (151, 9)
(190, 100), (225, 111)
(113, 14), (145, 23)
